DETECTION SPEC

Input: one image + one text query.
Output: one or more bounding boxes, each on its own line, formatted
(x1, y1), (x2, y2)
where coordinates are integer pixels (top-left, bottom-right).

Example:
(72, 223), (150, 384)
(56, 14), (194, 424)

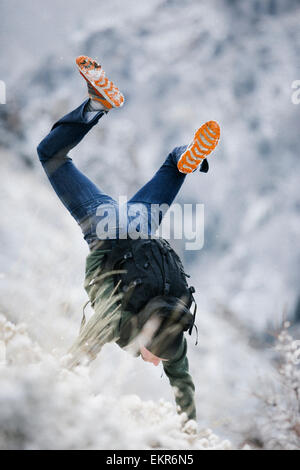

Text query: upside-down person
(37, 56), (220, 421)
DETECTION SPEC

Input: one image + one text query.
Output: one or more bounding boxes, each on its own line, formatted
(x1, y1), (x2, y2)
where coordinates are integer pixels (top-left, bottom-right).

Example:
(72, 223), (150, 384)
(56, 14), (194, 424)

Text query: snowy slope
(0, 313), (235, 450)
(1, 0), (300, 449)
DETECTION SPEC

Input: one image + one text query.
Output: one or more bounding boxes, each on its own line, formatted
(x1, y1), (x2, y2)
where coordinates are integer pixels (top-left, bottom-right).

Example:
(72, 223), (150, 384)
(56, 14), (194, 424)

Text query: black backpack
(99, 237), (197, 336)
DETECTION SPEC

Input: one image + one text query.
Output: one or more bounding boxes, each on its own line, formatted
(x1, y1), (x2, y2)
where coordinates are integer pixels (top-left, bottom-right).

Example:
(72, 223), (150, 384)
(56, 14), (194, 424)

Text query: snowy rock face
(0, 0), (299, 449)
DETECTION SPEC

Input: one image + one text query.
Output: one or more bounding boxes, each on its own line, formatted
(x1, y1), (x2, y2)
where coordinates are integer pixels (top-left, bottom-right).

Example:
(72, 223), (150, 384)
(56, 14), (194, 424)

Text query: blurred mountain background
(0, 0), (300, 449)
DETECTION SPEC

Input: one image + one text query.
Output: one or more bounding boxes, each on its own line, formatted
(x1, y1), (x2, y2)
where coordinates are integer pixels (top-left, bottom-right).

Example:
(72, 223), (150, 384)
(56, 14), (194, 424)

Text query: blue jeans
(37, 99), (187, 247)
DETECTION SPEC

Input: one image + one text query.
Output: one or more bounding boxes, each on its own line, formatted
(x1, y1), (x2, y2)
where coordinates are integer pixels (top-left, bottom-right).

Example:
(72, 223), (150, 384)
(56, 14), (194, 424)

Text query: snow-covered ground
(0, 0), (300, 450)
(0, 313), (236, 450)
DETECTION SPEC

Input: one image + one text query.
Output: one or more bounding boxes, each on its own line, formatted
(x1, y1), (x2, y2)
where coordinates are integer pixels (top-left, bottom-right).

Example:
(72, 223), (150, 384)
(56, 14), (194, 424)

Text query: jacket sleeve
(163, 337), (196, 421)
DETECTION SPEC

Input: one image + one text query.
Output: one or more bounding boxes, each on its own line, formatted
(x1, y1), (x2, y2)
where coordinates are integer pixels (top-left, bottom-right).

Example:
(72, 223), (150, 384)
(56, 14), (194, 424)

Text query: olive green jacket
(84, 247), (196, 421)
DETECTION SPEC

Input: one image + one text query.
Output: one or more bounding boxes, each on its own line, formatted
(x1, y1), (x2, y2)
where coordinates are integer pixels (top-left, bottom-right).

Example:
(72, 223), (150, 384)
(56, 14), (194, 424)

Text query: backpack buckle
(124, 251), (133, 260)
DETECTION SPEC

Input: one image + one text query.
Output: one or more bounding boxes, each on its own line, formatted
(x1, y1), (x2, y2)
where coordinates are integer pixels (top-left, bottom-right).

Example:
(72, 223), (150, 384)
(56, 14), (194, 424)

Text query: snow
(0, 313), (233, 450)
(0, 0), (300, 450)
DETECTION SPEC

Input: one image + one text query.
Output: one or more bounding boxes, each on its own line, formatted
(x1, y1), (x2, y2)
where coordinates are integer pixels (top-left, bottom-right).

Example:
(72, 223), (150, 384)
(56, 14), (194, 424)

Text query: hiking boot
(177, 121), (220, 174)
(76, 55), (125, 110)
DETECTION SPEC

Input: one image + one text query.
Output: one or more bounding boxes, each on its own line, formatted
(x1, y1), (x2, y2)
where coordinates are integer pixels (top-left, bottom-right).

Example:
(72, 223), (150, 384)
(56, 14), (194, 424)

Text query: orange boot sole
(76, 55), (125, 110)
(177, 121), (220, 174)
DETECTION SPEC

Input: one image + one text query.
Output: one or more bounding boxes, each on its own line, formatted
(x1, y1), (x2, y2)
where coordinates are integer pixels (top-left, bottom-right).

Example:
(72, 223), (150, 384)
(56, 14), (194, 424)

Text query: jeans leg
(127, 146), (187, 234)
(37, 99), (117, 245)
(128, 146), (187, 206)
